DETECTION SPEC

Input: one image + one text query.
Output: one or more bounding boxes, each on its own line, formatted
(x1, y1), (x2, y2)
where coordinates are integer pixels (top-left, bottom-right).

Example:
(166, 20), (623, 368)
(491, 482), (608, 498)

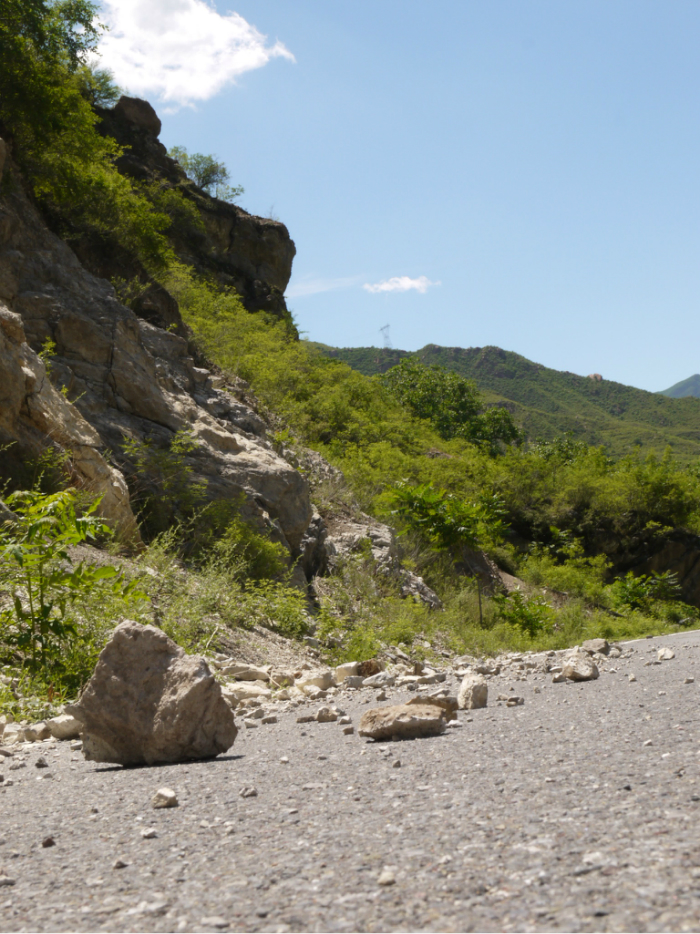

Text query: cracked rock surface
(2, 630), (700, 932)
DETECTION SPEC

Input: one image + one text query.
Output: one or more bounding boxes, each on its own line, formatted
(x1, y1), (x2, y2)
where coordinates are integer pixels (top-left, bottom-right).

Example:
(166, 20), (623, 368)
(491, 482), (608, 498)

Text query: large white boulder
(67, 620), (237, 766)
(458, 674), (488, 710)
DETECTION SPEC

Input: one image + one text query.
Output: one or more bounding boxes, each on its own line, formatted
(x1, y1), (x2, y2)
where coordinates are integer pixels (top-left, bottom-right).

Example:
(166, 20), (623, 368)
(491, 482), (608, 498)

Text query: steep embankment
(319, 343), (700, 458)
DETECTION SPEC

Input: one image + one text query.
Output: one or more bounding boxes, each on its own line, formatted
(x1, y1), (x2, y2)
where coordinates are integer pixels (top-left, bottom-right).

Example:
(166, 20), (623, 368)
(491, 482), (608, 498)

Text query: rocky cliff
(0, 135), (311, 564)
(83, 97), (296, 322)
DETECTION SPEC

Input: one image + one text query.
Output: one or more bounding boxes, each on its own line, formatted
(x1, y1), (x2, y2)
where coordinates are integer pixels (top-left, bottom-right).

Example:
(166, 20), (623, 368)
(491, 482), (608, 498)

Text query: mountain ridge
(316, 342), (700, 458)
(660, 374), (700, 399)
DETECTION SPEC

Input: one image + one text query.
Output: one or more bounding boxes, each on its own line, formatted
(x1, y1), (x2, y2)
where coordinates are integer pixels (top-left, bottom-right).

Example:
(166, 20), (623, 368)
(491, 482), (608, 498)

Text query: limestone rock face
(0, 303), (139, 541)
(0, 145), (312, 555)
(458, 674), (488, 710)
(68, 620), (237, 765)
(358, 700), (450, 741)
(324, 516), (441, 609)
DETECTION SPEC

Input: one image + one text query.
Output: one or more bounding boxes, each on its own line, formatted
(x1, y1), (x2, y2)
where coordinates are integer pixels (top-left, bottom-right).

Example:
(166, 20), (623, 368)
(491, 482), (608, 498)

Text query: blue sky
(97, 1), (700, 392)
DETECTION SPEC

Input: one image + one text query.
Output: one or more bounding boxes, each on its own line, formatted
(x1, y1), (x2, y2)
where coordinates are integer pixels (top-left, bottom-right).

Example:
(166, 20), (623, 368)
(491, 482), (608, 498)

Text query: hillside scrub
(168, 267), (700, 571)
(323, 343), (700, 460)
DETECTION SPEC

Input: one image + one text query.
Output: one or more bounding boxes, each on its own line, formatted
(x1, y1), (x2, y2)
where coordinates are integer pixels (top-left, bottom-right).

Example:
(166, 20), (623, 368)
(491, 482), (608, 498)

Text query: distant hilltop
(315, 343), (700, 459)
(659, 375), (700, 399)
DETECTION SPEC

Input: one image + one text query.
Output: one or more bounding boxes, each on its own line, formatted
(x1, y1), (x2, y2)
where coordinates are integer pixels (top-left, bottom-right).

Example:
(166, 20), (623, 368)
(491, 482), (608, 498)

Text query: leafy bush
(122, 428), (207, 536)
(0, 489), (142, 677)
(610, 570), (682, 613)
(492, 590), (553, 639)
(520, 537), (611, 604)
(387, 482), (505, 559)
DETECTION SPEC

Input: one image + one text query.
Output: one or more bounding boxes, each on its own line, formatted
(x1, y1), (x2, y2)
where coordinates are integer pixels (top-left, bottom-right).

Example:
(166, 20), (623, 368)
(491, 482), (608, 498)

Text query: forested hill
(316, 343), (700, 458)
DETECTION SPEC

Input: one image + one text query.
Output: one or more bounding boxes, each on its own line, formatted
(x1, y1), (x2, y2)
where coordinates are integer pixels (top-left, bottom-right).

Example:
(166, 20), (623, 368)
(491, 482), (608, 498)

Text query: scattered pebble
(140, 828), (157, 839)
(201, 917), (229, 929)
(239, 786), (258, 798)
(644, 740), (653, 747)
(112, 859), (128, 869)
(392, 759), (402, 769)
(41, 836), (55, 848)
(628, 673), (637, 682)
(0, 876), (16, 886)
(378, 869), (396, 886)
(658, 647), (676, 661)
(684, 677), (695, 684)
(343, 726), (355, 735)
(279, 756), (289, 764)
(152, 787), (178, 809)
(34, 756), (48, 769)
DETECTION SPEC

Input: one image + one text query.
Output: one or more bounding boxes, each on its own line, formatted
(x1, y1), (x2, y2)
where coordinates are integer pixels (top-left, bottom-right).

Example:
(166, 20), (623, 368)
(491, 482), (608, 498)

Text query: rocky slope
(0, 134), (309, 560)
(0, 118), (440, 603)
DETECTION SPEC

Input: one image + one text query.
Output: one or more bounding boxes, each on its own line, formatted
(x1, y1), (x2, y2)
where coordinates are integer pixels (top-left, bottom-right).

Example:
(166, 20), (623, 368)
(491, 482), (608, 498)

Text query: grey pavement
(2, 630), (700, 933)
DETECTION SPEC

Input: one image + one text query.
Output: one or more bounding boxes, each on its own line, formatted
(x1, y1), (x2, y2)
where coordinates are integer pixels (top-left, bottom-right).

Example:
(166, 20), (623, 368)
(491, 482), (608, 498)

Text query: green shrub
(492, 590), (554, 640)
(0, 489), (143, 680)
(382, 358), (521, 451)
(122, 429), (207, 536)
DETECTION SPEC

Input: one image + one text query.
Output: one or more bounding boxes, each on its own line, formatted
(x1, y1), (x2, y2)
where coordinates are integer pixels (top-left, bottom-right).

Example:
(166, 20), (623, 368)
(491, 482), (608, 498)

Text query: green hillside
(317, 343), (700, 458)
(660, 375), (700, 399)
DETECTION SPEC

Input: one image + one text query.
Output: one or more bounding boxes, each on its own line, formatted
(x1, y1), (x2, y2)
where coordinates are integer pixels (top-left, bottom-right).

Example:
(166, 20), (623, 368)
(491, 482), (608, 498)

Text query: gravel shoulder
(2, 630), (700, 933)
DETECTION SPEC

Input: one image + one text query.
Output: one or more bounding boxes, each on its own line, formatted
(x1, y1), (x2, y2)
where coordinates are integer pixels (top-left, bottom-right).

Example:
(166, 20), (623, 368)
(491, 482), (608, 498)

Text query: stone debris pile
(2, 630), (680, 759)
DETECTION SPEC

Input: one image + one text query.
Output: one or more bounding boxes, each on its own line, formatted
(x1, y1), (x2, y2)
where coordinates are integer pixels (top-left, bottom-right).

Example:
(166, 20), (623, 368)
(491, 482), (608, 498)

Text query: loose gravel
(2, 630), (700, 933)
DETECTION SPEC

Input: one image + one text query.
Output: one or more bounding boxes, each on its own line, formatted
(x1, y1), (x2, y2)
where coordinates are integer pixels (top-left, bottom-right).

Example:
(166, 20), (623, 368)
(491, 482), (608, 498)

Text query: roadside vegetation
(2, 1), (700, 718)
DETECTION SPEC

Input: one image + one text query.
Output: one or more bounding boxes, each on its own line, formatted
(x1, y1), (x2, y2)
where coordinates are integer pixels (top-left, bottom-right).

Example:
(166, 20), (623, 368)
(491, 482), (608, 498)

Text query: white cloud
(96, 0), (294, 107)
(286, 276), (361, 299)
(363, 275), (440, 295)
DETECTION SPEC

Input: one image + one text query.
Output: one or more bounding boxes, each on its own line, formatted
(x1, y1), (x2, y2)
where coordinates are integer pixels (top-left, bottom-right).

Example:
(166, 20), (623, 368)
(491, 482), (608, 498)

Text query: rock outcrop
(323, 515), (441, 608)
(0, 140), (312, 556)
(88, 97), (296, 321)
(0, 302), (139, 540)
(68, 620), (237, 765)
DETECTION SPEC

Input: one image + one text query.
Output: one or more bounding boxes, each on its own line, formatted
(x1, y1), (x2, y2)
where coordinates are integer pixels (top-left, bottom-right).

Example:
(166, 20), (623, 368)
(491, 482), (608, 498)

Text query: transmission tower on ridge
(380, 324), (392, 349)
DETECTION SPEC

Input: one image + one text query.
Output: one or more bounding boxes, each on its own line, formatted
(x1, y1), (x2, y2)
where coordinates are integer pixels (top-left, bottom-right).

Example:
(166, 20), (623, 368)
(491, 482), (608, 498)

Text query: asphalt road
(2, 630), (700, 933)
